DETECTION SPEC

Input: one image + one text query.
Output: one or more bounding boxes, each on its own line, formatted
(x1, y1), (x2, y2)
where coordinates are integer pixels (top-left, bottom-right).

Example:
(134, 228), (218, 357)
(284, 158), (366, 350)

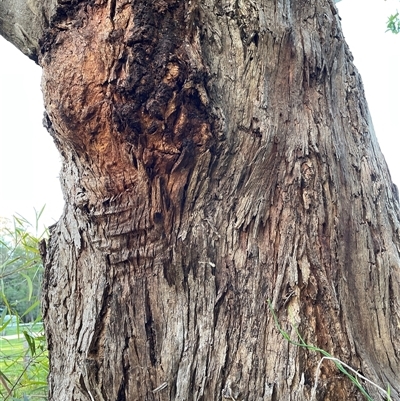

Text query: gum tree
(1, 0), (399, 400)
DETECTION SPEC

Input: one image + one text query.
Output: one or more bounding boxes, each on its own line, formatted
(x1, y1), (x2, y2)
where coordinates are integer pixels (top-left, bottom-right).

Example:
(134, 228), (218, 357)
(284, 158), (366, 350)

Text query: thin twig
(152, 381), (168, 393)
(0, 370), (12, 397)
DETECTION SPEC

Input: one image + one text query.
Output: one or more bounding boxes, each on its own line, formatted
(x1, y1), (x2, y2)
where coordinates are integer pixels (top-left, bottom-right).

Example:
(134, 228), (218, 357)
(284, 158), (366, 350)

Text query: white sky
(0, 0), (399, 228)
(0, 39), (63, 228)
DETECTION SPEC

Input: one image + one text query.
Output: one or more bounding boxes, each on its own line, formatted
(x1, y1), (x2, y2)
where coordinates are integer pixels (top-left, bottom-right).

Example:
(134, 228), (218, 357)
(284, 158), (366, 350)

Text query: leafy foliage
(387, 11), (400, 33)
(0, 209), (48, 400)
(0, 210), (46, 322)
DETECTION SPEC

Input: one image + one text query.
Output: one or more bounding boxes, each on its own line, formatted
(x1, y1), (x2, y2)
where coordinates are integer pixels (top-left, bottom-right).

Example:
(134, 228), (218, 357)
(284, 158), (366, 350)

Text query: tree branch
(0, 0), (56, 62)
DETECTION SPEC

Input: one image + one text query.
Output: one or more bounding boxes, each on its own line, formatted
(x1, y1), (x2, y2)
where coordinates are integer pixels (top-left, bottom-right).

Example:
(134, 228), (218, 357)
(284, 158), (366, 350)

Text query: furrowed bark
(2, 0), (400, 400)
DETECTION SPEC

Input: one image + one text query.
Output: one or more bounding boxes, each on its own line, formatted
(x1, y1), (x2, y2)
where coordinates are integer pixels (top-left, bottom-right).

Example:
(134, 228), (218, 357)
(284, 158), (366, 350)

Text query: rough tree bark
(1, 0), (400, 400)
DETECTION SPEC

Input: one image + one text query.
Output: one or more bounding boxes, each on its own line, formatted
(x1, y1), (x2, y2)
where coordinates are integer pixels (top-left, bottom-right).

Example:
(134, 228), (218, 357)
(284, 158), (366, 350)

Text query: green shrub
(0, 208), (48, 400)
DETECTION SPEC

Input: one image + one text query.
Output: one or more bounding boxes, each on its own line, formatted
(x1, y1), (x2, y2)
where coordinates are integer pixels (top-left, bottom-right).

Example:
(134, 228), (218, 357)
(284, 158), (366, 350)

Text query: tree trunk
(2, 0), (400, 400)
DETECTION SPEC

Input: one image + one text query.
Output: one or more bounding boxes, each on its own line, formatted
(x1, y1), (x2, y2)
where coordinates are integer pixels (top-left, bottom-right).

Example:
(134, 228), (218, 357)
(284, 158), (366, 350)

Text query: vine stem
(310, 356), (391, 401)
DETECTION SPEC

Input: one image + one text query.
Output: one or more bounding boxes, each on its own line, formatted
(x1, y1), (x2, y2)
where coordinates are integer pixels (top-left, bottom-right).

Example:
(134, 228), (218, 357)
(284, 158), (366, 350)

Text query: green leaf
(20, 300), (40, 319)
(386, 11), (400, 34)
(23, 331), (36, 356)
(20, 273), (33, 301)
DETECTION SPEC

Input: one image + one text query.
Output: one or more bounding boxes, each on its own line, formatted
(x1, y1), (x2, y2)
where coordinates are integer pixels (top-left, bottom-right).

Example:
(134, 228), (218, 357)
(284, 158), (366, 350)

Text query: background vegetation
(386, 0), (400, 33)
(0, 209), (48, 400)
